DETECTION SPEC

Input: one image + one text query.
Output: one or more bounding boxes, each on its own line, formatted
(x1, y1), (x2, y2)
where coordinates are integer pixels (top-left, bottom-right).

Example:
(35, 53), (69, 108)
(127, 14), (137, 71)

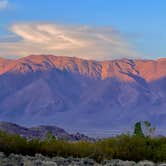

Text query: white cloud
(0, 23), (140, 60)
(0, 0), (8, 10)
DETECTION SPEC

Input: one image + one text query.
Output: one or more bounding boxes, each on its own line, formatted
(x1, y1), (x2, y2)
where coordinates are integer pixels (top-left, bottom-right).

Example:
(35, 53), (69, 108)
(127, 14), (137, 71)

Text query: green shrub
(0, 131), (165, 162)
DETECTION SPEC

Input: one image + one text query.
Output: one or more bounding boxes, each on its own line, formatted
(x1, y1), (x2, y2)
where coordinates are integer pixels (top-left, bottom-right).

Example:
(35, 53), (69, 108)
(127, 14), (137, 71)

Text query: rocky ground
(0, 152), (165, 166)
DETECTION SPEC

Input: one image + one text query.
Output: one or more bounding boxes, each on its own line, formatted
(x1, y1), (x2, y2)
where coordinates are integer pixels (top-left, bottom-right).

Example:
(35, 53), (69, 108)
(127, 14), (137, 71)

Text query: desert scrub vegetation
(0, 130), (165, 163)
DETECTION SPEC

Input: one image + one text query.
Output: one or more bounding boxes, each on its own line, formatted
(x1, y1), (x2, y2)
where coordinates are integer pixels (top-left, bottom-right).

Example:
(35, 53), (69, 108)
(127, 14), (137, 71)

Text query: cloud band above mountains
(0, 23), (140, 60)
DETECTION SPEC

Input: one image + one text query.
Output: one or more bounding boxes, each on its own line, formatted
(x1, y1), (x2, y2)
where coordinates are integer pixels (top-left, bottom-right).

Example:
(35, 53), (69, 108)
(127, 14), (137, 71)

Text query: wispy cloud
(0, 0), (8, 10)
(0, 23), (140, 60)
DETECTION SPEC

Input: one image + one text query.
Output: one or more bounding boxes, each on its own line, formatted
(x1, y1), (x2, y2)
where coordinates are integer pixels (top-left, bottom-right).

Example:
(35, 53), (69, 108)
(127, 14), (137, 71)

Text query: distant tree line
(0, 121), (165, 163)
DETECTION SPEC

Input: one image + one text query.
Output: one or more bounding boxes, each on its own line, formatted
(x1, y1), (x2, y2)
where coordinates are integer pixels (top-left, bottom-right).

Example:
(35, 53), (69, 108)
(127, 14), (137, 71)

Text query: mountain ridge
(0, 55), (165, 136)
(1, 54), (166, 62)
(0, 121), (94, 141)
(1, 55), (166, 81)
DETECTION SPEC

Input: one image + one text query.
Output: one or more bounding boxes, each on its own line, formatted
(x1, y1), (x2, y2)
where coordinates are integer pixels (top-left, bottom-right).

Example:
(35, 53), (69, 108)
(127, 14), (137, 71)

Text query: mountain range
(0, 121), (94, 141)
(0, 55), (165, 136)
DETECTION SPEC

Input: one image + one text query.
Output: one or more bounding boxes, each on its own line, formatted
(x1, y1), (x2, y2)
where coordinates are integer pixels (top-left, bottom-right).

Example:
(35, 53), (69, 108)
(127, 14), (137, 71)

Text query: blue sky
(0, 0), (166, 60)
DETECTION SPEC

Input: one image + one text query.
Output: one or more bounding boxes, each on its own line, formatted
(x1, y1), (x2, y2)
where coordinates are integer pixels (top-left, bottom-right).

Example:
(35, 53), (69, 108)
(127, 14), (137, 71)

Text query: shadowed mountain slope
(0, 55), (165, 136)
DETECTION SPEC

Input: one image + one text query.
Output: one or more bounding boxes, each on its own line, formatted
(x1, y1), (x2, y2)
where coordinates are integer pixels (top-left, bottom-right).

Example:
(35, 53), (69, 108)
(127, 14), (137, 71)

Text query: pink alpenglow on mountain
(0, 55), (165, 136)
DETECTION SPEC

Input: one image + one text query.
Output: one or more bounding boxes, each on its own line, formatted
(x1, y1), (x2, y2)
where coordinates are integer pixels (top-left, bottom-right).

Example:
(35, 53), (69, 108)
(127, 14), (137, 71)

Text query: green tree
(134, 122), (144, 137)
